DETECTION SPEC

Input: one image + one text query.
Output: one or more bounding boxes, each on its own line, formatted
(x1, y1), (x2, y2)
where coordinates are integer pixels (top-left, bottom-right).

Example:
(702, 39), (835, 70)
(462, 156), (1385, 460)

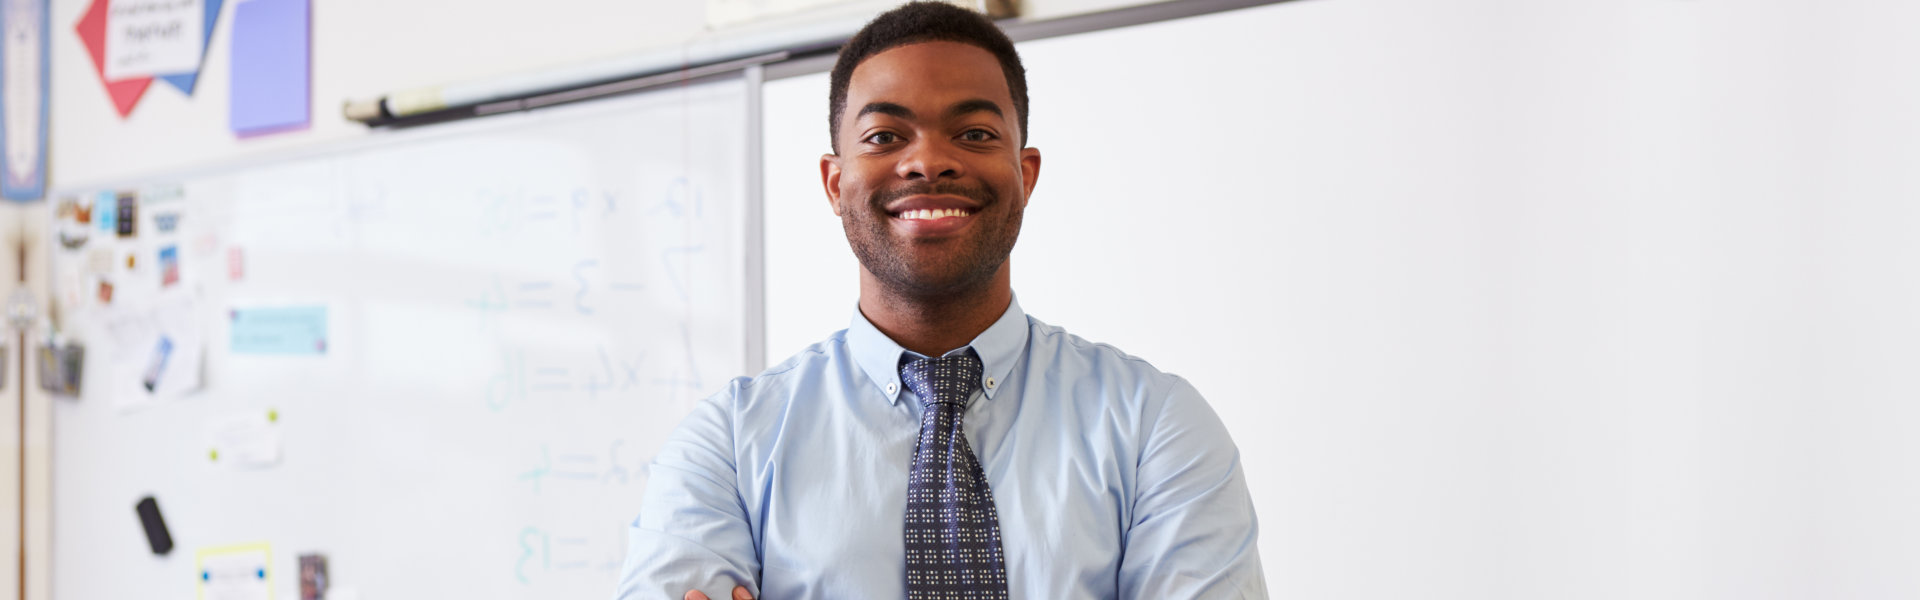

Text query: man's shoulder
(704, 328), (858, 403)
(761, 328), (854, 378)
(1023, 316), (1196, 398)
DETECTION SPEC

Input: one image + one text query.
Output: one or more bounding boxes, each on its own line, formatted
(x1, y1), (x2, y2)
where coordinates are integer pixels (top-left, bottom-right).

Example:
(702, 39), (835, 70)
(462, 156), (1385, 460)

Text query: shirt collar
(847, 294), (1030, 405)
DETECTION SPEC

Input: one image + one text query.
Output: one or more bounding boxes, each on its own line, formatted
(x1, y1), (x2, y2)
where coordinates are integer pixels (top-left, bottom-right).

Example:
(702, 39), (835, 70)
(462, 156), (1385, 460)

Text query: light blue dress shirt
(614, 297), (1265, 599)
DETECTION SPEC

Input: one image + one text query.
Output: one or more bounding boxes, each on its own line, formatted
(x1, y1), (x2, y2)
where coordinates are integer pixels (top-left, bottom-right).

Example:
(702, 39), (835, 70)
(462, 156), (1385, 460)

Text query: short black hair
(828, 1), (1029, 153)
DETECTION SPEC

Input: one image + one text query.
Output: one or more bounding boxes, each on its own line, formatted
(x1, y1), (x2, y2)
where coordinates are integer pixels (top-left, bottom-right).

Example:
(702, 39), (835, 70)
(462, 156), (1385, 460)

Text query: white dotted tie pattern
(901, 353), (1009, 599)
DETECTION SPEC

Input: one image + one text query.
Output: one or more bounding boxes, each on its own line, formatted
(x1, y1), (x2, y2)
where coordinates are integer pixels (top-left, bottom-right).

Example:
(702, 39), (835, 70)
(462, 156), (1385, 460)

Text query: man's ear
(1018, 147), (1042, 207)
(821, 153), (845, 216)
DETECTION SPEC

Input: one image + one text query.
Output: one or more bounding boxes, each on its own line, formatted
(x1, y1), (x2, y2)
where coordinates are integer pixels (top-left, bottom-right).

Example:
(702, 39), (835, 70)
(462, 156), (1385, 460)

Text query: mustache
(868, 181), (998, 210)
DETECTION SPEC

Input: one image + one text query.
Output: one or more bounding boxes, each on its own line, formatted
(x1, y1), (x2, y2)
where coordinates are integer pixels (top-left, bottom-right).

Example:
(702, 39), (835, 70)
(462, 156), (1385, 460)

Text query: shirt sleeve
(613, 384), (761, 600)
(1117, 376), (1268, 599)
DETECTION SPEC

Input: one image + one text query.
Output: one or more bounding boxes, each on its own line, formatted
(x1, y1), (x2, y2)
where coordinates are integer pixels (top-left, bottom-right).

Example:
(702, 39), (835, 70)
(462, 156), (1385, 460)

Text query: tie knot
(900, 353), (983, 407)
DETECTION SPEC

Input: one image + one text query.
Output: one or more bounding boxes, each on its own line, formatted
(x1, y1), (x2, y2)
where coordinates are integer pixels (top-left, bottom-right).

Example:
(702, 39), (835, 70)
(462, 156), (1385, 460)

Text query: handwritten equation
(515, 525), (624, 585)
(478, 186), (623, 238)
(477, 178), (709, 238)
(512, 438), (655, 585)
(464, 261), (648, 329)
(517, 439), (654, 494)
(485, 345), (660, 412)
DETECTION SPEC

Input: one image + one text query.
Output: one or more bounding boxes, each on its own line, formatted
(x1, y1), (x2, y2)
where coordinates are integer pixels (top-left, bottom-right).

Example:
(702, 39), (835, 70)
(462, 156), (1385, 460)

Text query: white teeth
(900, 208), (969, 220)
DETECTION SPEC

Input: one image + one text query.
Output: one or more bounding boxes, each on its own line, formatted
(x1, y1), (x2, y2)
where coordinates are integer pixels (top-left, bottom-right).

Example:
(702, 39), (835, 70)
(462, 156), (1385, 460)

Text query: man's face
(822, 41), (1042, 300)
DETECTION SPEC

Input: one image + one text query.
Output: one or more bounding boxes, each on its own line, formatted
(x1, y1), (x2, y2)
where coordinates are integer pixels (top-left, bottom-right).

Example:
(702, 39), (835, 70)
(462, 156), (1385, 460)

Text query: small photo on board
(298, 554), (327, 600)
(115, 192), (136, 237)
(159, 245), (180, 287)
(55, 196), (90, 249)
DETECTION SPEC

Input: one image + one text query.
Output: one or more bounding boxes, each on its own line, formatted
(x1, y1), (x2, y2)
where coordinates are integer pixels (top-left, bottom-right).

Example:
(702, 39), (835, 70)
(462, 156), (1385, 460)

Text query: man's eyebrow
(946, 99), (1004, 120)
(857, 102), (914, 121)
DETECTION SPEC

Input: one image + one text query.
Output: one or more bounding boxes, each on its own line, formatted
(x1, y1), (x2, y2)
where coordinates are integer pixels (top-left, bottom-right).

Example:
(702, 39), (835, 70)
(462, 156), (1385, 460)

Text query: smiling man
(614, 3), (1264, 599)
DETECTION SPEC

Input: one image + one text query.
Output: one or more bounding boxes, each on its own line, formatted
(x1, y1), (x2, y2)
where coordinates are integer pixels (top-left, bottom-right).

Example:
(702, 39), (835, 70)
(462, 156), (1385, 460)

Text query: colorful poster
(71, 0), (222, 115)
(74, 0), (150, 117)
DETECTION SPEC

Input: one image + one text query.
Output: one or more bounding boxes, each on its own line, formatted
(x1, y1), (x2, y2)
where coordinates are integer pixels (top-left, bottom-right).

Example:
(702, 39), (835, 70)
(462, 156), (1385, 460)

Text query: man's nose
(895, 138), (963, 181)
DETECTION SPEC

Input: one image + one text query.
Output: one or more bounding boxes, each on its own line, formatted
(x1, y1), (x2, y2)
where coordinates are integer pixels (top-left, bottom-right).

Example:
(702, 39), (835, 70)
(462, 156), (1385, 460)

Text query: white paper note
(197, 543), (272, 600)
(102, 0), (205, 81)
(106, 291), (204, 412)
(207, 411), (282, 469)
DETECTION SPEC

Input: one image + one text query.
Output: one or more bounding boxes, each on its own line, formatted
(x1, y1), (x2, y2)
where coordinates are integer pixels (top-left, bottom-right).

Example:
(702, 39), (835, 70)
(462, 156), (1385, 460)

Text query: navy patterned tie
(901, 352), (1009, 599)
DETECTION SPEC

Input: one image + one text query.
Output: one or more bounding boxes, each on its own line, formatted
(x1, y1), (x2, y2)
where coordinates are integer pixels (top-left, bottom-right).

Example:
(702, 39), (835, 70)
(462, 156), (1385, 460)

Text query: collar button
(886, 382), (899, 395)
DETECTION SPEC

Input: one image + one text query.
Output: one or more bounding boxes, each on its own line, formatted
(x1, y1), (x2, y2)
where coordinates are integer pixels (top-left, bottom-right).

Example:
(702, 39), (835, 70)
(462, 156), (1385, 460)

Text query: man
(615, 3), (1263, 598)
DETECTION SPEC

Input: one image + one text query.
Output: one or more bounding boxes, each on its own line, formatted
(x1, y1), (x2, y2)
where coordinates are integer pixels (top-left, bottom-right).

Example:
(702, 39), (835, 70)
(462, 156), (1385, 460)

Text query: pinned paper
(115, 191), (135, 236)
(74, 0), (151, 117)
(227, 247), (244, 281)
(229, 305), (326, 355)
(105, 292), (203, 411)
(297, 554), (326, 600)
(101, 0), (204, 81)
(197, 542), (272, 600)
(206, 410), (281, 468)
(158, 245), (179, 287)
(55, 196), (90, 248)
(229, 0), (309, 136)
(154, 0), (221, 94)
(93, 190), (115, 231)
(85, 247), (113, 273)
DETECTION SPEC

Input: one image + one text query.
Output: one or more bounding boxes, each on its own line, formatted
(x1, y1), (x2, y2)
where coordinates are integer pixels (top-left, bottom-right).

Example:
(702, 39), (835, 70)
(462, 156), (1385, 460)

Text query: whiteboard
(49, 75), (756, 600)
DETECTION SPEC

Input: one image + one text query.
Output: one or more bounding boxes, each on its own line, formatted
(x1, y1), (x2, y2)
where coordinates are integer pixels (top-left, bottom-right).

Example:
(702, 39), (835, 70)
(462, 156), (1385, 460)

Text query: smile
(895, 208), (975, 220)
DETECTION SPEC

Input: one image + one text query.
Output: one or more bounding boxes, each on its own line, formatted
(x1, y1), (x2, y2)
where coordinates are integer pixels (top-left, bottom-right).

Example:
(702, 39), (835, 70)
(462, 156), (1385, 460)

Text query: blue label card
(95, 191), (115, 231)
(230, 306), (327, 355)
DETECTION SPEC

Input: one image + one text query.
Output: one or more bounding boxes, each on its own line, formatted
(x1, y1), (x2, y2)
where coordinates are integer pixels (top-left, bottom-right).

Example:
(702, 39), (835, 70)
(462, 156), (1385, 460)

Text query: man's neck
(858, 270), (1012, 357)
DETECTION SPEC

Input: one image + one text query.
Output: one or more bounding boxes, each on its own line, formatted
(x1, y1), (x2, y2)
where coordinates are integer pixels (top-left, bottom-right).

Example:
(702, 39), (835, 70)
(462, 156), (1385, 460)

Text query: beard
(842, 179), (1023, 301)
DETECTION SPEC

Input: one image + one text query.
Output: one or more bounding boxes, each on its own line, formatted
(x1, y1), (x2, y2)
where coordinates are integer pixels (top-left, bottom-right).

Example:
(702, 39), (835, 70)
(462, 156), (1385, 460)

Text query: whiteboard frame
(762, 0), (1304, 82)
(46, 68), (775, 381)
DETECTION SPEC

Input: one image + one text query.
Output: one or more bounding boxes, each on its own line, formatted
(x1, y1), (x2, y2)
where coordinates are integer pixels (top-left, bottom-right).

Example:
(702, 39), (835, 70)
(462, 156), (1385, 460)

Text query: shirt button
(985, 377), (997, 389)
(886, 383), (898, 394)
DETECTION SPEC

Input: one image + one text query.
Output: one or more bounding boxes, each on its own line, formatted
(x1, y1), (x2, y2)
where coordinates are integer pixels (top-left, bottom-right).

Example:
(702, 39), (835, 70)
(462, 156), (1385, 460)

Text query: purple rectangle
(228, 0), (310, 136)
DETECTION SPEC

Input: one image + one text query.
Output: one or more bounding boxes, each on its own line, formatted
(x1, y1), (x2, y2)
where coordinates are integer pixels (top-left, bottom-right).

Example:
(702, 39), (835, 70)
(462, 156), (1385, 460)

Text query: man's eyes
(862, 129), (995, 145)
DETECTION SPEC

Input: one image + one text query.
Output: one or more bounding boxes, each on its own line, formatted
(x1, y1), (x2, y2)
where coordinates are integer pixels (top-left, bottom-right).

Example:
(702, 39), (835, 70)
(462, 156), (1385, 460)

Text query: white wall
(49, 0), (1167, 190)
(764, 0), (1920, 597)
